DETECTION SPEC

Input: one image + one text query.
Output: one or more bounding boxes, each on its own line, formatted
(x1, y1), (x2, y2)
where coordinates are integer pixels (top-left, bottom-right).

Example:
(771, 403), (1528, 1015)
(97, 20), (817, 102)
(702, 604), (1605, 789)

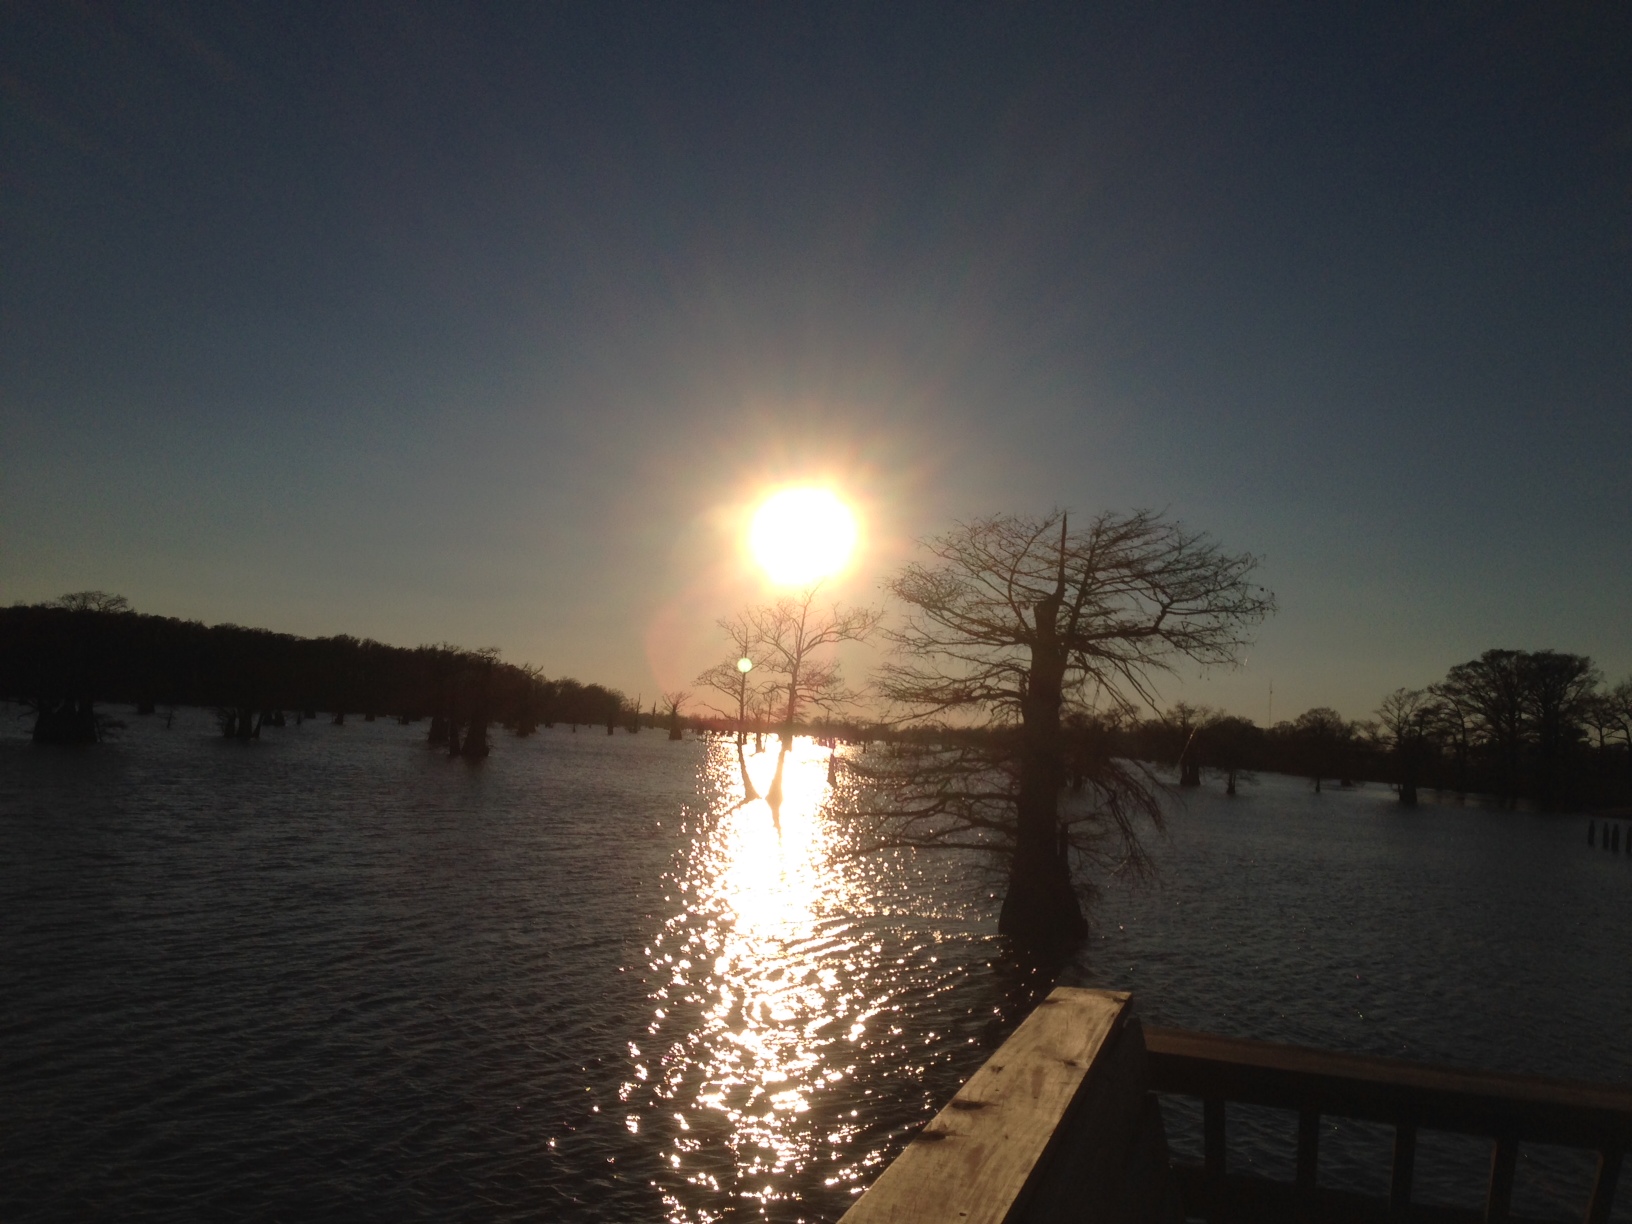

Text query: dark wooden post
(1389, 1119), (1417, 1220)
(1202, 1095), (1227, 1224)
(1585, 1147), (1623, 1224)
(1203, 1097), (1226, 1184)
(1485, 1135), (1517, 1224)
(1296, 1107), (1320, 1222)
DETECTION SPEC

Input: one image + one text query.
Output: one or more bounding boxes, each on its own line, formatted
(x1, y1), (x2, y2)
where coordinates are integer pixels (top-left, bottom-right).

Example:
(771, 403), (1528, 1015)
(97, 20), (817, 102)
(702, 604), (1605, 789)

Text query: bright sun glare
(748, 487), (858, 586)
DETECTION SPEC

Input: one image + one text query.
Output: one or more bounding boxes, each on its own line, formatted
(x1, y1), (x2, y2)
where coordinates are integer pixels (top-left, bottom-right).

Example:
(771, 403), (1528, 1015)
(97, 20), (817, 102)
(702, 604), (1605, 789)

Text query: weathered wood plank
(1019, 1017), (1184, 1223)
(838, 988), (1130, 1224)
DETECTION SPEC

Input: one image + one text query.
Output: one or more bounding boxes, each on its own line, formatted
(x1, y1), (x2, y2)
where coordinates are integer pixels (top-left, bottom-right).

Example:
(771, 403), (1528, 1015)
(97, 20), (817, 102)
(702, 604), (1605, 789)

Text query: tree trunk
(999, 588), (1087, 958)
(35, 698), (99, 745)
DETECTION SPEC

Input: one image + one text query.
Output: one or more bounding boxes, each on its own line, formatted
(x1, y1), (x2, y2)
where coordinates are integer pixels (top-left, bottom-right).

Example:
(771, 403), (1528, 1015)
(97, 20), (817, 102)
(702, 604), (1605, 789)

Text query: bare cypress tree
(858, 509), (1272, 958)
(696, 618), (774, 802)
(662, 690), (689, 740)
(1376, 688), (1437, 805)
(736, 586), (881, 823)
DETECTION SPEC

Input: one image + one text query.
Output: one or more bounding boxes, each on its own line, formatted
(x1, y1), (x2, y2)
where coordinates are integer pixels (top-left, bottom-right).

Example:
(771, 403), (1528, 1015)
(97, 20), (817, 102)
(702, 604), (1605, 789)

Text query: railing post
(1389, 1119), (1417, 1220)
(1203, 1096), (1226, 1182)
(1145, 1026), (1632, 1224)
(1585, 1147), (1623, 1224)
(1296, 1107), (1320, 1222)
(1202, 1094), (1226, 1219)
(1485, 1134), (1517, 1224)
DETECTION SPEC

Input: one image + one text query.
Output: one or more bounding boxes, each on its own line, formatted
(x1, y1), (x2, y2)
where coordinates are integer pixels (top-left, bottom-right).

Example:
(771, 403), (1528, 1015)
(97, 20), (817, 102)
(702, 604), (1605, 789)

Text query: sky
(4, 2), (1629, 722)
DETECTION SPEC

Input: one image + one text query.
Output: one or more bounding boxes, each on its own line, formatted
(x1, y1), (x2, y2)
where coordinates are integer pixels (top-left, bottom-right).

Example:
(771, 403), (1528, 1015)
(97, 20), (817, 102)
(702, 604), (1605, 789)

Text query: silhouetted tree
(697, 625), (776, 801)
(1163, 701), (1210, 787)
(1284, 707), (1351, 792)
(459, 648), (499, 758)
(1583, 680), (1632, 787)
(50, 591), (131, 614)
(662, 690), (689, 740)
(1520, 651), (1598, 807)
(1199, 713), (1262, 796)
(860, 509), (1272, 958)
(726, 585), (880, 822)
(1427, 649), (1598, 808)
(1438, 651), (1528, 805)
(508, 663), (544, 735)
(1376, 688), (1436, 805)
(18, 593), (136, 742)
(696, 616), (770, 747)
(1611, 679), (1632, 789)
(1423, 680), (1472, 795)
(0, 600), (623, 763)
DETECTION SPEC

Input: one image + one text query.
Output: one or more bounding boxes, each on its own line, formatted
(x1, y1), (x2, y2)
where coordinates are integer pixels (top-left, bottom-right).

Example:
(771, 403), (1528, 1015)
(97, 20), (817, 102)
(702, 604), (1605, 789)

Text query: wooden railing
(1144, 1027), (1632, 1224)
(838, 988), (1181, 1224)
(838, 990), (1632, 1224)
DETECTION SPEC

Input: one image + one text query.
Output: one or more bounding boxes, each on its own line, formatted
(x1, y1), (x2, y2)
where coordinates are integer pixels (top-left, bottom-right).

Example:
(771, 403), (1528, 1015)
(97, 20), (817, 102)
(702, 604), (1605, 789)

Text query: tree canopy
(858, 509), (1274, 957)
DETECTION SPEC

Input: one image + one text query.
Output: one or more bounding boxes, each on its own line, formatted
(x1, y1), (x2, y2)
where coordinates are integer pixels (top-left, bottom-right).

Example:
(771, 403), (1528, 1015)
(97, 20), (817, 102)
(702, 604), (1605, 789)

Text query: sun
(748, 487), (859, 585)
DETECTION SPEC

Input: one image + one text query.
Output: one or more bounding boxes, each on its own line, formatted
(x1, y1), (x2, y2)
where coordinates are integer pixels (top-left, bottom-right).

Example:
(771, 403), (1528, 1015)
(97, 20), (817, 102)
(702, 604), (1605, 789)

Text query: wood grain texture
(838, 988), (1131, 1224)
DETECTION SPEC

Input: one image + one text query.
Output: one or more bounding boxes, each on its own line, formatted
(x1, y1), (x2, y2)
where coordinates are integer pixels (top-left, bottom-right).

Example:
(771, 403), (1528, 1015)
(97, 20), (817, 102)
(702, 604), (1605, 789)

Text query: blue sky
(4, 2), (1628, 720)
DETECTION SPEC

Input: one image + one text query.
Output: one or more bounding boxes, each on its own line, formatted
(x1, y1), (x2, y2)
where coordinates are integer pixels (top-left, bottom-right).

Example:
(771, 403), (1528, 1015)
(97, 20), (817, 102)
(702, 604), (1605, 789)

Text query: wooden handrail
(1145, 1026), (1632, 1224)
(838, 1008), (1631, 1224)
(839, 988), (1181, 1223)
(1145, 1028), (1632, 1147)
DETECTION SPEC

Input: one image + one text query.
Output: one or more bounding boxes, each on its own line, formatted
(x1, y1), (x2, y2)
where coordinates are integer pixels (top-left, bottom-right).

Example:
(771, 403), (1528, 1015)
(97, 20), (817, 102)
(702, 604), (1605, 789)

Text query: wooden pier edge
(838, 987), (1183, 1224)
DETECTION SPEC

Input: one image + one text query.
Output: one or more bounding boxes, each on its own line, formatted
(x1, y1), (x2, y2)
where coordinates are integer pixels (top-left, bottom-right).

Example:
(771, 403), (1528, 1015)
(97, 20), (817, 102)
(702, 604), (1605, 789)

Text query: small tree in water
(708, 587), (880, 822)
(739, 586), (881, 821)
(662, 690), (689, 740)
(696, 625), (774, 801)
(861, 509), (1272, 959)
(1375, 688), (1437, 805)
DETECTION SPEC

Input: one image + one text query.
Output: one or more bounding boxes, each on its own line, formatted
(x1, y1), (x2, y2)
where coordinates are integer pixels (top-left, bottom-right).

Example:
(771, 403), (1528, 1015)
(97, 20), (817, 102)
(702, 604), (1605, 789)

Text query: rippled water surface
(1083, 770), (1632, 1223)
(3, 710), (1629, 1222)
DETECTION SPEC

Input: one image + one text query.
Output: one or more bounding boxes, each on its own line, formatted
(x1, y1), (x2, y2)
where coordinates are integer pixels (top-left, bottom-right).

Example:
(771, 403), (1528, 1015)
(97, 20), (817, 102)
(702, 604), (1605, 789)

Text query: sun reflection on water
(649, 737), (862, 1217)
(605, 735), (1006, 1222)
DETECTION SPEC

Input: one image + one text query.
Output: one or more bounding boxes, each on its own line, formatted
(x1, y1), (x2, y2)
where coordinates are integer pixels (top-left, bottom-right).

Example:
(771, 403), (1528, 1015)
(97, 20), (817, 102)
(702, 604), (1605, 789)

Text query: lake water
(3, 709), (1629, 1222)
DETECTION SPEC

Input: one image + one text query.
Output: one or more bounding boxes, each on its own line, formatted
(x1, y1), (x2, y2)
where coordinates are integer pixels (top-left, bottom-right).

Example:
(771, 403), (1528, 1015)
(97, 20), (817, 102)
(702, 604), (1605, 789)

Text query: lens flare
(748, 488), (858, 585)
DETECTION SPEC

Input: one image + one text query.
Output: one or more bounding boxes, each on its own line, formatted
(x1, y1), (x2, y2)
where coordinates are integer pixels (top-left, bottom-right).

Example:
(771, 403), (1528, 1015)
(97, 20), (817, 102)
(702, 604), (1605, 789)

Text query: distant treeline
(1, 593), (640, 754)
(1102, 648), (1632, 811)
(9, 596), (1628, 810)
(692, 647), (1631, 811)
